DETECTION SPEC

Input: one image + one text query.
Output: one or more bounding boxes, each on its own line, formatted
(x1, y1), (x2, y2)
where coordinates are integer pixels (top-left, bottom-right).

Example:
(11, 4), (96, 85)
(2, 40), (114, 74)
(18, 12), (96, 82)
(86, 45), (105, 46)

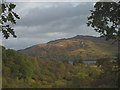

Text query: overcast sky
(1, 2), (100, 50)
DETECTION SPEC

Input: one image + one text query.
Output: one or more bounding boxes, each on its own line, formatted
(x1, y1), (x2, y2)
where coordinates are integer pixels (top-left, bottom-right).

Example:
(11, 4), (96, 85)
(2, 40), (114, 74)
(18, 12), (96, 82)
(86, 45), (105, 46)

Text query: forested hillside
(2, 46), (118, 88)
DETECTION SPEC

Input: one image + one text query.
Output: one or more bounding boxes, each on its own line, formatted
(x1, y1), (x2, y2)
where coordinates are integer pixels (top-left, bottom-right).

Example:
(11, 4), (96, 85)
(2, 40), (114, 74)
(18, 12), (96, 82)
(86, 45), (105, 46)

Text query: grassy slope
(19, 36), (118, 60)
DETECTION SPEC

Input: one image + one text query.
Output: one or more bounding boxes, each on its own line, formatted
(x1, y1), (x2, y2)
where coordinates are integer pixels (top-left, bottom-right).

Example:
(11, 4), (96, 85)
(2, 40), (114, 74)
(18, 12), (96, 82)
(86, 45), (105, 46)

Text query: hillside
(2, 46), (118, 88)
(19, 35), (118, 61)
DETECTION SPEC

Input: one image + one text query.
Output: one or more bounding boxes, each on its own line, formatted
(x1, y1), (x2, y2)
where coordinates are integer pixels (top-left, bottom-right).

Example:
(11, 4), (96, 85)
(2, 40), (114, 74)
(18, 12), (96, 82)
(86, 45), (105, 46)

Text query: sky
(1, 2), (100, 50)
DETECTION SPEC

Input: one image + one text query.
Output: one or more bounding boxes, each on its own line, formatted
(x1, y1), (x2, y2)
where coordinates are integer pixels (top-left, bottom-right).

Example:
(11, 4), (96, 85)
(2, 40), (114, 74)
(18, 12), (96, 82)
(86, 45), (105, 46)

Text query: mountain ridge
(19, 35), (106, 50)
(18, 35), (118, 61)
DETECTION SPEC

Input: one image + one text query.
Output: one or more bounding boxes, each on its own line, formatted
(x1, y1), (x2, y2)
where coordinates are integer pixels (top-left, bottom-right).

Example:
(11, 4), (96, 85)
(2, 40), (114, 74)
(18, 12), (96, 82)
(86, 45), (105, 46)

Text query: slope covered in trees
(2, 46), (118, 88)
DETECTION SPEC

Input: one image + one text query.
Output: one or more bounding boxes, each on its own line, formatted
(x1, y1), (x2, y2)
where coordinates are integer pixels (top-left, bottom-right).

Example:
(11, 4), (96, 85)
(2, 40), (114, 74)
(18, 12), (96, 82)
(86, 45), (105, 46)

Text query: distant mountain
(18, 35), (118, 61)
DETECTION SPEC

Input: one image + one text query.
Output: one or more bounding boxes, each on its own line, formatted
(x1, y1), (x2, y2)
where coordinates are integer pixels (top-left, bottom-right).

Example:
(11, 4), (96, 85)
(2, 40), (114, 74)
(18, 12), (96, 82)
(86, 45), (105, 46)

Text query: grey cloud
(16, 2), (93, 26)
(14, 15), (90, 38)
(2, 2), (100, 50)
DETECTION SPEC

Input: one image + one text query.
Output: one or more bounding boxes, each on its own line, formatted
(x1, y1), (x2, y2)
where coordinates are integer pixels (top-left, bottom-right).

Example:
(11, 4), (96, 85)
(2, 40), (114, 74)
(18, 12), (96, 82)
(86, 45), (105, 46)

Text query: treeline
(2, 46), (118, 88)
